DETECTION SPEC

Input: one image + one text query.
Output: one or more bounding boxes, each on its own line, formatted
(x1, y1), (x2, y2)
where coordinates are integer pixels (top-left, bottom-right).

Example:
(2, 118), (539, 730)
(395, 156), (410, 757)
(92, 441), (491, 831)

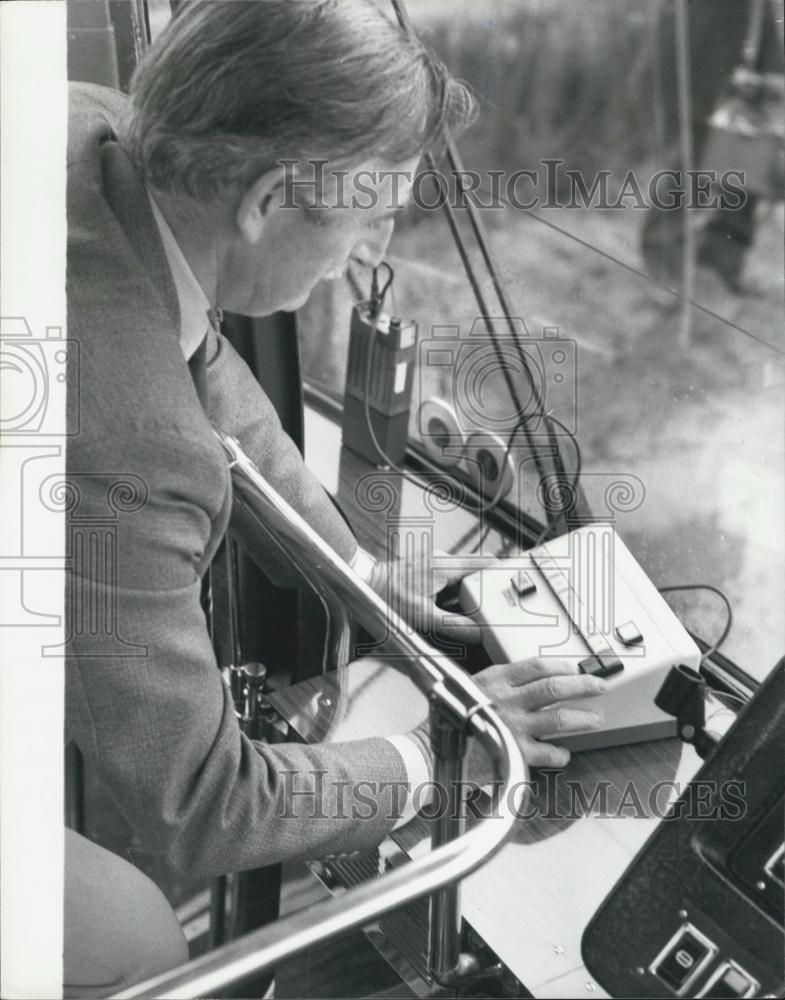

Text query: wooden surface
(293, 409), (710, 995)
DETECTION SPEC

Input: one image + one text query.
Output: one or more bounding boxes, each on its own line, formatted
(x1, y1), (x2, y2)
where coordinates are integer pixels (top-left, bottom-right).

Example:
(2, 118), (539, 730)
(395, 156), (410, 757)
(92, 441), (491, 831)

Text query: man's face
(218, 156), (420, 316)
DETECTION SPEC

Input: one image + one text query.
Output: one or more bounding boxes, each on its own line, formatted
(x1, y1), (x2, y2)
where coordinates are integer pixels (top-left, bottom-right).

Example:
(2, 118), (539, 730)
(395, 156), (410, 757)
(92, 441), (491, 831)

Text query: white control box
(460, 524), (701, 751)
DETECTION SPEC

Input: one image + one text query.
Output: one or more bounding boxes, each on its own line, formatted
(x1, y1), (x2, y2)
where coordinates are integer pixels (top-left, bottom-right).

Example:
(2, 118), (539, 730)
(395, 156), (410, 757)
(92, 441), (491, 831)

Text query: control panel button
(697, 961), (759, 999)
(579, 649), (624, 678)
(615, 620), (643, 646)
(511, 570), (536, 598)
(650, 924), (716, 993)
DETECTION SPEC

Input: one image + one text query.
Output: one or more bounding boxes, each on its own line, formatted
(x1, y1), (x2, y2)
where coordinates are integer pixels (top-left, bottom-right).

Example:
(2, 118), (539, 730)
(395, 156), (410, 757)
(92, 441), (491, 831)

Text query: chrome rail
(111, 430), (527, 998)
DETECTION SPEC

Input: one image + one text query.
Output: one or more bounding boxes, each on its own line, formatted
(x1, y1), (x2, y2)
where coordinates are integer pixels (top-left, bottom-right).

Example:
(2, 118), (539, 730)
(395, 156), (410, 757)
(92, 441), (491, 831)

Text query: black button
(700, 963), (758, 998)
(511, 570), (536, 598)
(654, 929), (712, 991)
(615, 620), (643, 646)
(579, 650), (624, 678)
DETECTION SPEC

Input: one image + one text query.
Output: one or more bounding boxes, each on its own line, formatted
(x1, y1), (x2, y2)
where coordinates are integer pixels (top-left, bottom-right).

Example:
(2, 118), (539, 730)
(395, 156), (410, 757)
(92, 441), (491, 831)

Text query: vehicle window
(299, 0), (785, 682)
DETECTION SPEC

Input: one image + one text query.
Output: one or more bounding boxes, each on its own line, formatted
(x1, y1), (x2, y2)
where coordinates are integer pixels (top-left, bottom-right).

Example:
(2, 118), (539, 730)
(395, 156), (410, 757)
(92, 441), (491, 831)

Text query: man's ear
(236, 167), (285, 244)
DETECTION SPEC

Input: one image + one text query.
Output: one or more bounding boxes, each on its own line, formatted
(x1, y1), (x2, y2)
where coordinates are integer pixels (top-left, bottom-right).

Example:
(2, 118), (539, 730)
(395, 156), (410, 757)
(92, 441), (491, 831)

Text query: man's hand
(467, 657), (606, 778)
(368, 549), (494, 646)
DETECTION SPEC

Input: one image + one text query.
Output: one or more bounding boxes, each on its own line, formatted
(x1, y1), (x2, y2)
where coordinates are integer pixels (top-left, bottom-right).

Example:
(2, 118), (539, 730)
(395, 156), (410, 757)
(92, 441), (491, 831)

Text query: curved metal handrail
(111, 430), (526, 998)
(222, 431), (507, 709)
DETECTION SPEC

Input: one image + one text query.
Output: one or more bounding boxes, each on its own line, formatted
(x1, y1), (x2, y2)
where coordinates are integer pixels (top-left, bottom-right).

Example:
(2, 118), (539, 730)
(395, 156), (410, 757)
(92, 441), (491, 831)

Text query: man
(65, 0), (605, 991)
(640, 0), (784, 291)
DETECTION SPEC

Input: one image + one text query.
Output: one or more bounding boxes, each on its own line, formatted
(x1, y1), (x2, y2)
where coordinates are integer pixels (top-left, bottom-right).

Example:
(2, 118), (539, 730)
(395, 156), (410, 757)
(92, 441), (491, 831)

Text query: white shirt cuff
(386, 734), (432, 829)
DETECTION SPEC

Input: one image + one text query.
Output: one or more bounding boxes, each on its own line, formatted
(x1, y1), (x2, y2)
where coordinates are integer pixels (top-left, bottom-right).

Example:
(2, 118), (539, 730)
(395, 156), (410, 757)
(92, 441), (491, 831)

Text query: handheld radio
(341, 265), (418, 467)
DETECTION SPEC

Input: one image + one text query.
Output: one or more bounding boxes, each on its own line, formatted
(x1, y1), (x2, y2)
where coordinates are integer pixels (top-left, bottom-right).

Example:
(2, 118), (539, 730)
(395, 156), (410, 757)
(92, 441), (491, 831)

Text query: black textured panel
(582, 658), (785, 998)
(318, 851), (431, 982)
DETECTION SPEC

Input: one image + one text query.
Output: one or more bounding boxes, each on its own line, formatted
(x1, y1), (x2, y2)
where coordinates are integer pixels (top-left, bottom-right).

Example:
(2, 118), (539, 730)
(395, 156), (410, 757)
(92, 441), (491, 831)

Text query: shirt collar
(147, 188), (212, 361)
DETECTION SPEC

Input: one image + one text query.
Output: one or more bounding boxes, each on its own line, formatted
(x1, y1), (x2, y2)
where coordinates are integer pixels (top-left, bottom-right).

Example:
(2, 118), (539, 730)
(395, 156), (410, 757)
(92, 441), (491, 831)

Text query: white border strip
(1, 2), (67, 997)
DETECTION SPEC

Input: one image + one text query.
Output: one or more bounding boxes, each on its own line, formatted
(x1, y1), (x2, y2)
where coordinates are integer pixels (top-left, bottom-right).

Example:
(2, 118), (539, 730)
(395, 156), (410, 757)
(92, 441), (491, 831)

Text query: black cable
(658, 583), (733, 665)
(360, 304), (529, 520)
(392, 0), (588, 536)
(712, 689), (748, 709)
(355, 262), (486, 508)
(393, 0), (590, 532)
(356, 266), (584, 544)
(420, 161), (554, 495)
(463, 412), (534, 517)
(352, 226), (585, 548)
(448, 519), (487, 555)
(390, 0), (558, 501)
(467, 410), (582, 554)
(370, 262), (394, 313)
(467, 521), (493, 555)
(441, 146), (574, 515)
(530, 413), (583, 547)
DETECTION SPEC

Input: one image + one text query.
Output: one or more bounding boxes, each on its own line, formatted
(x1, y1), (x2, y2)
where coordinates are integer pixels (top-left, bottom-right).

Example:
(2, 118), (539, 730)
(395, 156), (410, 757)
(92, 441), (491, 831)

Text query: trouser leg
(64, 829), (188, 998)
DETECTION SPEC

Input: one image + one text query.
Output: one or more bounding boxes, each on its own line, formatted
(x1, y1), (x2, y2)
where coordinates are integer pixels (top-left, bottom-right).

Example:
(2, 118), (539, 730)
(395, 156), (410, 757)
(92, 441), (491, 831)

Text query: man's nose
(351, 218), (395, 269)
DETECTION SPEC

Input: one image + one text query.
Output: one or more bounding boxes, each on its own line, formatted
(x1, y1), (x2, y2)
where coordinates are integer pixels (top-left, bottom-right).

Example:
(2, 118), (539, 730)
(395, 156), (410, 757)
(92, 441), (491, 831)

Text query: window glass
(298, 0), (785, 681)
(147, 0), (175, 40)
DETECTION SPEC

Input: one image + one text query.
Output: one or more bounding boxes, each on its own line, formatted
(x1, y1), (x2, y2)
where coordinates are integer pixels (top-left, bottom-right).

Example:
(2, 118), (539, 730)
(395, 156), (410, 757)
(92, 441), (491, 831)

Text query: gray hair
(120, 0), (476, 201)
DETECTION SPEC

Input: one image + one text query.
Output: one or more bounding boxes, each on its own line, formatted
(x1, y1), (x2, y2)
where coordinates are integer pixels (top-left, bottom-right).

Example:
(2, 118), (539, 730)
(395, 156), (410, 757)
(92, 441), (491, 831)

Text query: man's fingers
(519, 673), (605, 711)
(504, 657), (581, 686)
(522, 740), (571, 770)
(436, 609), (484, 646)
(394, 595), (484, 646)
(525, 706), (604, 738)
(432, 548), (498, 568)
(431, 552), (499, 591)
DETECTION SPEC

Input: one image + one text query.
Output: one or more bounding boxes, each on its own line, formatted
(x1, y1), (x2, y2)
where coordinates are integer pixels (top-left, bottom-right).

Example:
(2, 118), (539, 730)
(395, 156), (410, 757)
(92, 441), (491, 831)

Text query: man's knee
(64, 830), (188, 998)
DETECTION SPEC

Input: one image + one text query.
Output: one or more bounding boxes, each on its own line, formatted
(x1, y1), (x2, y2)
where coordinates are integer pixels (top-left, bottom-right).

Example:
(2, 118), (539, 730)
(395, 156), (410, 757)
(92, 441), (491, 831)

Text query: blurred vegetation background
(414, 0), (657, 178)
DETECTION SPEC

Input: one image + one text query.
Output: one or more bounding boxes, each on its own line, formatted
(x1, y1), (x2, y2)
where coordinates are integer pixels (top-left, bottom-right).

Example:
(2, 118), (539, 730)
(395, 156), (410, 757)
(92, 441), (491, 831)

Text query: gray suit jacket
(65, 83), (407, 878)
